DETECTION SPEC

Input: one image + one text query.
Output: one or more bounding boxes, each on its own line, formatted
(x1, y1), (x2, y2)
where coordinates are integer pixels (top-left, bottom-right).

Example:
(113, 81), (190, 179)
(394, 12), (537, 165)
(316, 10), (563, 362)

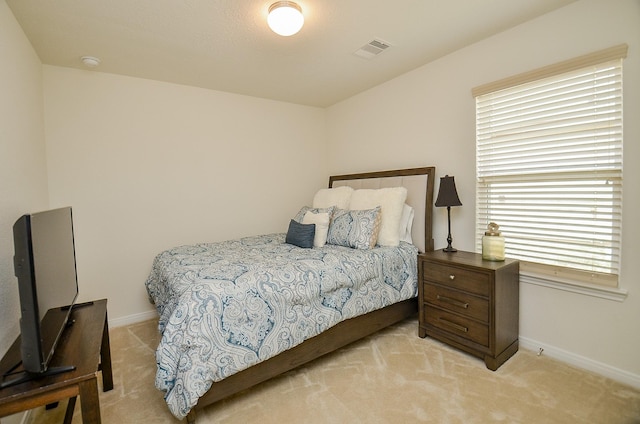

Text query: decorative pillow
(399, 203), (414, 244)
(302, 211), (330, 248)
(349, 187), (407, 247)
(327, 207), (381, 250)
(294, 206), (335, 223)
(312, 186), (353, 209)
(285, 219), (315, 249)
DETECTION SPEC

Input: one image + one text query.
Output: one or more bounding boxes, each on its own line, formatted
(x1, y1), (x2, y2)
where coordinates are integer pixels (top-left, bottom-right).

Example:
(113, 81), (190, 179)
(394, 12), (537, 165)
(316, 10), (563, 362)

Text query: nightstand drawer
(424, 307), (489, 347)
(423, 283), (489, 322)
(423, 261), (490, 297)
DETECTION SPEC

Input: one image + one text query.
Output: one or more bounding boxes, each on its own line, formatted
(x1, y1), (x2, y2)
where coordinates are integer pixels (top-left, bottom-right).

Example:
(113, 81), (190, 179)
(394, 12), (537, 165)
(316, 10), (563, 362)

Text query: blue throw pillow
(285, 219), (316, 248)
(326, 207), (381, 250)
(293, 205), (336, 223)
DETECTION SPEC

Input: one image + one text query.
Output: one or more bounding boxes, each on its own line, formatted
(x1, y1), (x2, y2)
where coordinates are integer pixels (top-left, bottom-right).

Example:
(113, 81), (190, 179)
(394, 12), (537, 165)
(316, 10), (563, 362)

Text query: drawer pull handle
(438, 318), (469, 333)
(449, 274), (455, 280)
(437, 295), (469, 309)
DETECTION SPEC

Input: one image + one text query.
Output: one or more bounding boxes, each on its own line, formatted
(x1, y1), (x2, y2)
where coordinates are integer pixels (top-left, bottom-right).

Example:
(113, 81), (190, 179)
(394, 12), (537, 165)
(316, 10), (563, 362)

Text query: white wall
(326, 0), (640, 384)
(0, 0), (48, 357)
(43, 67), (328, 322)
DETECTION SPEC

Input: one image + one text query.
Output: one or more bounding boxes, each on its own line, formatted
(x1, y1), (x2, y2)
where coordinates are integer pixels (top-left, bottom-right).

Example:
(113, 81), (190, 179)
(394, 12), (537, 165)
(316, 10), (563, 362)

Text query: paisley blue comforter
(145, 233), (418, 419)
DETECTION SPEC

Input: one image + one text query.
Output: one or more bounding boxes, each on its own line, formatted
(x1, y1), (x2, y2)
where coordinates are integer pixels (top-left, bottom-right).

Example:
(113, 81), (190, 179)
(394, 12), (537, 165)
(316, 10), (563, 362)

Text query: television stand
(0, 299), (112, 423)
(0, 365), (77, 390)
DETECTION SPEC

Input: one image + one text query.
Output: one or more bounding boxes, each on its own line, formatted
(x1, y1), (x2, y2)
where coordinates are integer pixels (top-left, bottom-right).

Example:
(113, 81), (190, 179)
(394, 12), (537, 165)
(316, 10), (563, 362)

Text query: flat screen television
(11, 206), (79, 376)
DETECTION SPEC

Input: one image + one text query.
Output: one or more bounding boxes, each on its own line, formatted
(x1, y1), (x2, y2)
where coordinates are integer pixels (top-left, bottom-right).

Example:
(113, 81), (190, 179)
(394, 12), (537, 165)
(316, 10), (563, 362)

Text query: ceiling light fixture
(267, 1), (304, 36)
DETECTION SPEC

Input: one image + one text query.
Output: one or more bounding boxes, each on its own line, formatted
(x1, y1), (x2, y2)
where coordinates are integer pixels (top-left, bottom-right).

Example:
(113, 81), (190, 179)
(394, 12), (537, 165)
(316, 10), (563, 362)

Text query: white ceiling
(7, 0), (576, 107)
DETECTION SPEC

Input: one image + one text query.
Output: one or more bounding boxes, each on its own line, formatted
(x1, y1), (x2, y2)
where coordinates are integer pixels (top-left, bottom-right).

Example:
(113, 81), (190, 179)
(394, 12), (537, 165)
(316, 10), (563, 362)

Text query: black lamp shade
(435, 175), (462, 208)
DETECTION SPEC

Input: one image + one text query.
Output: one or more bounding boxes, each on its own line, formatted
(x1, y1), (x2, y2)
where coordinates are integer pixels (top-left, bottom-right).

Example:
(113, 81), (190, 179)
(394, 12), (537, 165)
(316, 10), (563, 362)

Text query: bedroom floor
(24, 317), (640, 424)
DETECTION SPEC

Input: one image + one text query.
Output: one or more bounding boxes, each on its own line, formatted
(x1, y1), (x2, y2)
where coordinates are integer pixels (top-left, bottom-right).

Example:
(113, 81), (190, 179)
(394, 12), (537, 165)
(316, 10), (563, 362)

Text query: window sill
(520, 271), (628, 302)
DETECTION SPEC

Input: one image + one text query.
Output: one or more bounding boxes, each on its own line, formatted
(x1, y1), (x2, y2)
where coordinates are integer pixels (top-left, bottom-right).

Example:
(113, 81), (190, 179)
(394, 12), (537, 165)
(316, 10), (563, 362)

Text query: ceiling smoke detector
(81, 56), (101, 68)
(354, 39), (391, 59)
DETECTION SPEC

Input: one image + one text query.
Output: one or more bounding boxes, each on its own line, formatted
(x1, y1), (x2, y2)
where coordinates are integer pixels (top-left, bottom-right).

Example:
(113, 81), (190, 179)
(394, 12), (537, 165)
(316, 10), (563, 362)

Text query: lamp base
(442, 206), (458, 253)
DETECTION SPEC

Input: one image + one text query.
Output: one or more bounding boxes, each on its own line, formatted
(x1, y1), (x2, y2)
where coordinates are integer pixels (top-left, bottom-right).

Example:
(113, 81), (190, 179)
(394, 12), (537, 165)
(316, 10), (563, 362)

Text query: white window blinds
(474, 45), (626, 287)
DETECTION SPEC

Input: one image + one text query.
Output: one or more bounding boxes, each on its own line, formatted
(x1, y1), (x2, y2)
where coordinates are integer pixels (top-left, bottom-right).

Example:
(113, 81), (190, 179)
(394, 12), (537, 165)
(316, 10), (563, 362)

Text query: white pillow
(349, 187), (407, 247)
(302, 211), (330, 248)
(399, 204), (414, 244)
(312, 186), (353, 209)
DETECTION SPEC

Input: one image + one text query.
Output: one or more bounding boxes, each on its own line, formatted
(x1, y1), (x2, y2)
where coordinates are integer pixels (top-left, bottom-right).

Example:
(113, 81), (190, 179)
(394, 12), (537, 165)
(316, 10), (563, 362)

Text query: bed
(145, 166), (435, 423)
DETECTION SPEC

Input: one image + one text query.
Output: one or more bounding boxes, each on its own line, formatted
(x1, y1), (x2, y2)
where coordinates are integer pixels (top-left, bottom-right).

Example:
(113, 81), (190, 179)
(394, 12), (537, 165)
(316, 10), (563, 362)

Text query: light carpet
(26, 317), (640, 423)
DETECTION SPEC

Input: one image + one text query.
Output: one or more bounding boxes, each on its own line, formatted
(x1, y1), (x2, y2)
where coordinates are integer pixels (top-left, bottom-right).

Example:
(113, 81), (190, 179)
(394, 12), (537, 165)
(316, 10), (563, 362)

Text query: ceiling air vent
(354, 39), (391, 59)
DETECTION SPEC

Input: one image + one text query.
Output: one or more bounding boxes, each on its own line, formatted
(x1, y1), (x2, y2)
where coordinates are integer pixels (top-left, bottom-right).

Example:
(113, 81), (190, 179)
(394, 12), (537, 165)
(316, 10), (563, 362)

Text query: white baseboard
(0, 410), (30, 424)
(108, 309), (158, 328)
(519, 336), (640, 390)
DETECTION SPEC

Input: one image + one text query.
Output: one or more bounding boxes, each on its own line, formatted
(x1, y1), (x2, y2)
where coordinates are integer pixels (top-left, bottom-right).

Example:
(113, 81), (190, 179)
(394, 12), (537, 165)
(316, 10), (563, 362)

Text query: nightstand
(418, 250), (519, 370)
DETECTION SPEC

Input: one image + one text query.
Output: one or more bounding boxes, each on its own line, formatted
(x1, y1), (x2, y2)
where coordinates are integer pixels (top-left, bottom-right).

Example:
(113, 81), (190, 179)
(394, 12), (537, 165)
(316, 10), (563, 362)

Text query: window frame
(472, 45), (628, 300)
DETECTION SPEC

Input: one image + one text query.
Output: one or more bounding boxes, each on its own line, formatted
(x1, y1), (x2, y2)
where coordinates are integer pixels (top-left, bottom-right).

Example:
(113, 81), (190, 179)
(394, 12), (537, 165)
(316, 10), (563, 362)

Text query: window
(473, 45), (627, 288)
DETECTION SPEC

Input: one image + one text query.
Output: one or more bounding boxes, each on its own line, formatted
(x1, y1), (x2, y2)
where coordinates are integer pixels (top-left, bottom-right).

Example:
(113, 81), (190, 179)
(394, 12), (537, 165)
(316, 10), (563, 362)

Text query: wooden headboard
(328, 167), (435, 253)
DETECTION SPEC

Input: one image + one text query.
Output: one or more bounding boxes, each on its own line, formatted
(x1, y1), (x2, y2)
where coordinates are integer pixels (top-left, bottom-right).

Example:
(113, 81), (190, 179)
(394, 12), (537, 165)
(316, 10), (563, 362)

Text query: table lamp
(435, 175), (462, 252)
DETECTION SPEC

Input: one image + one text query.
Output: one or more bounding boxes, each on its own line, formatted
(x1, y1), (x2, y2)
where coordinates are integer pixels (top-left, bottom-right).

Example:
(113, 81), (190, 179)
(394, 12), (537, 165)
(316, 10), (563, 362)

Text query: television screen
(12, 207), (79, 374)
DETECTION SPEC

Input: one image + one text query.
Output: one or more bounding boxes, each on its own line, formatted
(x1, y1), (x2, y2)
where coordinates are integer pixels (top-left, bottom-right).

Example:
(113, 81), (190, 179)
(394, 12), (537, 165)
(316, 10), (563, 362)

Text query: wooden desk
(0, 299), (113, 423)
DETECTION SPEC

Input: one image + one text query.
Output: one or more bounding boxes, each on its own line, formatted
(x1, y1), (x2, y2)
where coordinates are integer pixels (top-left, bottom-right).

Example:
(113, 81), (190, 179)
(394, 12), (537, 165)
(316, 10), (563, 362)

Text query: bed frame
(186, 166), (435, 423)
